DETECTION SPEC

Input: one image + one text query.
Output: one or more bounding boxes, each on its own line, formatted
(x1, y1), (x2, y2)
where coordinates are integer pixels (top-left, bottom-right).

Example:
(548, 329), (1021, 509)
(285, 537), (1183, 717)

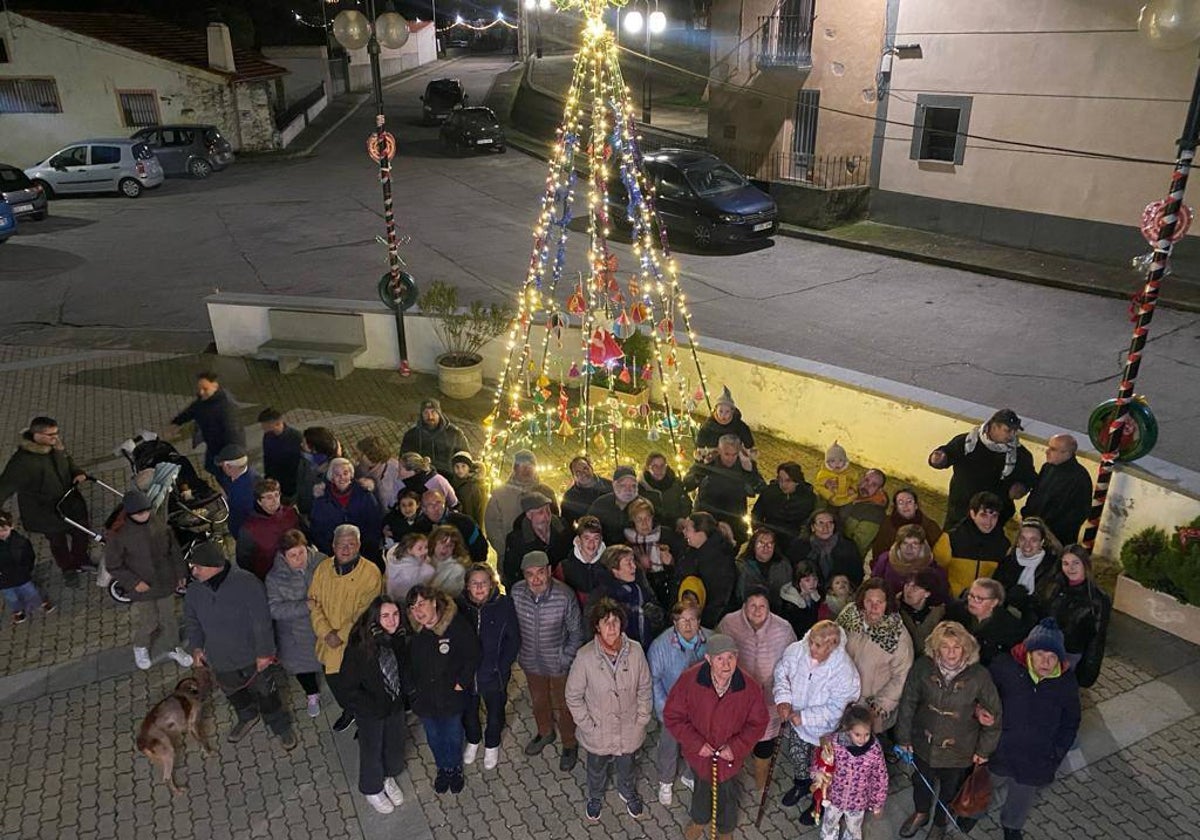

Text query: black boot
(781, 778), (809, 807)
(797, 800), (818, 826)
(1003, 830), (1024, 840)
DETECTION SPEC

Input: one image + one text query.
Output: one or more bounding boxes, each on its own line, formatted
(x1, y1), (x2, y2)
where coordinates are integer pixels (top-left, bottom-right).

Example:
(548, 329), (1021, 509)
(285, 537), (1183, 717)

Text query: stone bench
(257, 309), (366, 380)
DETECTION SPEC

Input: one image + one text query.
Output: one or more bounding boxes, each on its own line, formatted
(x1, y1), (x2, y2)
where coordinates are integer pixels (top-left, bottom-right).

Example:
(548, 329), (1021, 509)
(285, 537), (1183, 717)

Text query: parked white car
(25, 138), (164, 198)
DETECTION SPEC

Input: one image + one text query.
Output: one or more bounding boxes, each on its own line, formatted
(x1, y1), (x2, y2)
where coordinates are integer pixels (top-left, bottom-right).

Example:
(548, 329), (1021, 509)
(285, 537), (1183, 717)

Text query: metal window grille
(118, 91), (159, 127)
(0, 77), (61, 113)
(793, 89), (820, 174)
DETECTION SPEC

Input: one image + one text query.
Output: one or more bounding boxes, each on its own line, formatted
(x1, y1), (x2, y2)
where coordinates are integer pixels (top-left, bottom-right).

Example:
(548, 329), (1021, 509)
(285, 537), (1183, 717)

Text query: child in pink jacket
(814, 703), (889, 840)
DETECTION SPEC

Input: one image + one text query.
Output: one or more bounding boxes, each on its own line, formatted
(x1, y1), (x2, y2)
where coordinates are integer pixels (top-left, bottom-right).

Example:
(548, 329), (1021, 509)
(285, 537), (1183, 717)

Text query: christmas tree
(480, 0), (714, 487)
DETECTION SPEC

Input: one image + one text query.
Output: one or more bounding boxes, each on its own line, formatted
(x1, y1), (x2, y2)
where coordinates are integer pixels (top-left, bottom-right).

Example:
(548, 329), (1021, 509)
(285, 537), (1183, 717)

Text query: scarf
(843, 732), (876, 757)
(1015, 549), (1046, 593)
(780, 583), (823, 610)
(962, 422), (1019, 479)
(624, 526), (663, 572)
(888, 548), (932, 578)
(836, 604), (904, 654)
(377, 637), (402, 700)
(329, 484), (352, 509)
(676, 629), (705, 652)
(642, 467), (678, 493)
(935, 657), (968, 684)
(809, 533), (838, 577)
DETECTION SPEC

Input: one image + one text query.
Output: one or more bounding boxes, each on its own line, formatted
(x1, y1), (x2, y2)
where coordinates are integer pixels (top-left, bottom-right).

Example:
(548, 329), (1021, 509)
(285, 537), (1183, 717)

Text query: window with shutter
(117, 90), (159, 127)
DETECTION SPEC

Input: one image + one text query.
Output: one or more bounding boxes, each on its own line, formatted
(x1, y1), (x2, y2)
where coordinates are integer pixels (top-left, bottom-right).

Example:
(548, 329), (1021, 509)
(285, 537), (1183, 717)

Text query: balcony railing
(715, 147), (871, 189)
(755, 11), (814, 70)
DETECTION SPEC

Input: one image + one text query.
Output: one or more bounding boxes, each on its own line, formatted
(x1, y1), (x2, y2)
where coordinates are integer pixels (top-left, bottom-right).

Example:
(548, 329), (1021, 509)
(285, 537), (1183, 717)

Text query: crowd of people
(0, 378), (1113, 840)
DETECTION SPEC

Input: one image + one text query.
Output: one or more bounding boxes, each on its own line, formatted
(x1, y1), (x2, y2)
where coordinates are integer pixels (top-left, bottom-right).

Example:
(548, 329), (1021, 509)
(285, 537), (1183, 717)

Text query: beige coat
(840, 608), (914, 732)
(565, 635), (652, 757)
(308, 557), (383, 674)
(717, 610), (797, 740)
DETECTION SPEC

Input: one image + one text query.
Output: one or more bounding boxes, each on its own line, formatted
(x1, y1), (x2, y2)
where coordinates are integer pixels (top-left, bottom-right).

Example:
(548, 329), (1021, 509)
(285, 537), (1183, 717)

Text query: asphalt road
(2, 55), (1198, 470)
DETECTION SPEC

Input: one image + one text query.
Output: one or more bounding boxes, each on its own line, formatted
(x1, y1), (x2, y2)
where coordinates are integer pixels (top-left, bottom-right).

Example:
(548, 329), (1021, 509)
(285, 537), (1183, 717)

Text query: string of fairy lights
(479, 0), (713, 491)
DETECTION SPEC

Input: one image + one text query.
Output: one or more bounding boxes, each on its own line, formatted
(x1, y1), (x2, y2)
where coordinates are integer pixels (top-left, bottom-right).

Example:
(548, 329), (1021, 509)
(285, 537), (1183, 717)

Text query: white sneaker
(168, 647), (194, 668)
(365, 791), (394, 814)
(463, 741), (480, 765)
(307, 694), (321, 718)
(383, 777), (404, 807)
(133, 647), (152, 670)
(680, 772), (694, 792)
(483, 746), (500, 770)
(658, 781), (673, 806)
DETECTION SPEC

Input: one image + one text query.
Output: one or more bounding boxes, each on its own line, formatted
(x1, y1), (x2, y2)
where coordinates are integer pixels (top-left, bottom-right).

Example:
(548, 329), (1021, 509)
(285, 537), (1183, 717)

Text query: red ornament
(589, 329), (625, 366)
(567, 285), (587, 315)
(618, 366), (633, 384)
(367, 131), (397, 162)
(1141, 199), (1193, 245)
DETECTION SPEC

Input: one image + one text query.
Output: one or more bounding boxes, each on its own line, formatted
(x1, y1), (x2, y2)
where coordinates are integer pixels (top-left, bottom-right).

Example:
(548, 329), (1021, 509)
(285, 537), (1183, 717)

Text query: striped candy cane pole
(710, 754), (719, 840)
(1083, 64), (1200, 548)
(375, 114), (411, 376)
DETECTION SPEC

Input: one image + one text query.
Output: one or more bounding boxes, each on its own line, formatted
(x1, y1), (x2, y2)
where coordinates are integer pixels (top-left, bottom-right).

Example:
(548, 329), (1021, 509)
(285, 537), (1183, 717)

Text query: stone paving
(0, 344), (1197, 840)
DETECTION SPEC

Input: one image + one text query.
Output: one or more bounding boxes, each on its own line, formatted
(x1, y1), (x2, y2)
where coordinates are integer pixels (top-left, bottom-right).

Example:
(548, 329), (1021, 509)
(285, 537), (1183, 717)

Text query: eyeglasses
(967, 592), (996, 603)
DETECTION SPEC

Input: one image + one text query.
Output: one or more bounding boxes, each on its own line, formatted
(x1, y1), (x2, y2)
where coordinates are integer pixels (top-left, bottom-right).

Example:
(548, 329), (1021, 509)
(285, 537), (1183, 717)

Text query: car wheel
(188, 158), (213, 179)
(693, 221), (714, 248)
(32, 211), (47, 221)
(32, 179), (54, 200)
(498, 145), (507, 154)
(119, 178), (143, 199)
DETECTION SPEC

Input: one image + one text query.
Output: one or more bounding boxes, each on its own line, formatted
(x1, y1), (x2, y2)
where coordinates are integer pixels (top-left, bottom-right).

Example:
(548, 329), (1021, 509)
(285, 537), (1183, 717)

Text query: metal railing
(274, 81), (327, 131)
(715, 148), (871, 189)
(755, 11), (814, 69)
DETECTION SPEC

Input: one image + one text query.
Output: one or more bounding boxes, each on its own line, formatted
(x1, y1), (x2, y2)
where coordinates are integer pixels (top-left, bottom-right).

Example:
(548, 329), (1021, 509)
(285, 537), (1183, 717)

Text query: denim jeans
(2, 581), (41, 613)
(421, 715), (465, 771)
(462, 686), (508, 749)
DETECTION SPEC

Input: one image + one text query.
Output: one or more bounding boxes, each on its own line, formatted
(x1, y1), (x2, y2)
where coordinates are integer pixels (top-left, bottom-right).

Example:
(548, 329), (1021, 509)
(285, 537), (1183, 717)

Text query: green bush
(1119, 521), (1200, 605)
(591, 329), (655, 395)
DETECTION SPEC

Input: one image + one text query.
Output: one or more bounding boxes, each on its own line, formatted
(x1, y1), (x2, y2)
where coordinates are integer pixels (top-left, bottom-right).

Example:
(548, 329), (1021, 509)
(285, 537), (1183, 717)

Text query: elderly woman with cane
(664, 634), (768, 839)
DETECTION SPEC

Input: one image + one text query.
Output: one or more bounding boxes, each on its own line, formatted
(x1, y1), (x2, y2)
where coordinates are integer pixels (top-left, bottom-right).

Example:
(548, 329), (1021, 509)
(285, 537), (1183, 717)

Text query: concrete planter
(588, 384), (650, 410)
(437, 354), (484, 400)
(1114, 574), (1200, 645)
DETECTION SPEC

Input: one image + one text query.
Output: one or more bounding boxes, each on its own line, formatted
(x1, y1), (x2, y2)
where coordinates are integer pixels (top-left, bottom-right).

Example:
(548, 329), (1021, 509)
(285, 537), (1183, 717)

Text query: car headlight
(718, 213), (741, 223)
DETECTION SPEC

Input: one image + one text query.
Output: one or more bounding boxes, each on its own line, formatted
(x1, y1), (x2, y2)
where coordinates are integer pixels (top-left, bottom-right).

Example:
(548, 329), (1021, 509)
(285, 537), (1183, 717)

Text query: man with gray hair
(682, 434), (766, 545)
(308, 523), (383, 732)
(484, 449), (558, 558)
(1022, 434), (1093, 546)
(586, 464), (661, 545)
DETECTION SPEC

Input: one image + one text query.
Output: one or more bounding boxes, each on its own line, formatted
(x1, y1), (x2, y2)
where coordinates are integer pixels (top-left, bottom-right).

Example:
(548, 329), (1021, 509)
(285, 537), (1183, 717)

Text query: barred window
(0, 38), (9, 62)
(0, 77), (62, 113)
(117, 90), (159, 127)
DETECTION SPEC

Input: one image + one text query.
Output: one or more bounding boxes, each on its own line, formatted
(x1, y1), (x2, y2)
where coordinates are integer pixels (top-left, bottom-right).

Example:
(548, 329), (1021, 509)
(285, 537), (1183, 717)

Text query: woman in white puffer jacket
(772, 620), (861, 820)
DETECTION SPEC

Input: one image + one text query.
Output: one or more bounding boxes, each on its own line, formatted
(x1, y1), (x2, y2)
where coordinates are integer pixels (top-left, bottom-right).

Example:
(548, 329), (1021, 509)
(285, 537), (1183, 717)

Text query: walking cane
(710, 754), (720, 840)
(753, 735), (782, 827)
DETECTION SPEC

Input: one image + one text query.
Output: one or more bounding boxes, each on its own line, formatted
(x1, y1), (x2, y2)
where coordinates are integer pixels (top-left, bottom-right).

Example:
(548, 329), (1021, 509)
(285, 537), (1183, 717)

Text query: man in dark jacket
(586, 465), (657, 545)
(400, 399), (469, 475)
(170, 371), (244, 482)
(1021, 434), (1092, 546)
(106, 489), (191, 671)
(258, 408), (303, 500)
(663, 634), (768, 839)
(929, 408), (1037, 529)
(682, 437), (766, 546)
(185, 541), (296, 749)
(414, 489), (487, 564)
(0, 416), (90, 586)
(561, 456), (612, 531)
(751, 462), (816, 545)
(502, 493), (572, 587)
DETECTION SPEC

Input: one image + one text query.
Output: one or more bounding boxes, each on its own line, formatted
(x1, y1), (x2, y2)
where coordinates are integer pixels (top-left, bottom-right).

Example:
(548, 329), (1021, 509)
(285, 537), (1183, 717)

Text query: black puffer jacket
(1038, 575), (1111, 688)
(457, 589), (521, 692)
(0, 530), (36, 589)
(340, 630), (409, 718)
(400, 419), (469, 475)
(0, 436), (87, 535)
(405, 600), (481, 718)
(675, 534), (737, 629)
(751, 479), (818, 544)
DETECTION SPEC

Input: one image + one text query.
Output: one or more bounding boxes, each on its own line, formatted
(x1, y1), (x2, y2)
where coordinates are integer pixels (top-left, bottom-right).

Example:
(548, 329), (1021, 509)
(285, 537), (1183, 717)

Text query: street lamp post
(623, 5), (666, 124)
(332, 1), (413, 376)
(523, 0), (552, 59)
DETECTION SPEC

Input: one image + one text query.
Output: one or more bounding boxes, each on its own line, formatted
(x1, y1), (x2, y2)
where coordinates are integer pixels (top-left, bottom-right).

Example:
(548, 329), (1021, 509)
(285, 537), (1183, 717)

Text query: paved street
(1, 55), (1198, 470)
(0, 346), (1197, 840)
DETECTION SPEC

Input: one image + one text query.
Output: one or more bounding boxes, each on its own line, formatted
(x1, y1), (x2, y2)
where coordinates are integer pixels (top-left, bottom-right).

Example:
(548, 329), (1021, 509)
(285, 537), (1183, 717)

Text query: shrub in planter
(1119, 519), (1200, 605)
(418, 280), (513, 367)
(590, 329), (654, 395)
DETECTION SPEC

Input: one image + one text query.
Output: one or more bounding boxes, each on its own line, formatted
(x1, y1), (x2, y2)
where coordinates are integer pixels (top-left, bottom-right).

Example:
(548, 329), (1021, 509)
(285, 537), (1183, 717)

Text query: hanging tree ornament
(613, 310), (635, 339)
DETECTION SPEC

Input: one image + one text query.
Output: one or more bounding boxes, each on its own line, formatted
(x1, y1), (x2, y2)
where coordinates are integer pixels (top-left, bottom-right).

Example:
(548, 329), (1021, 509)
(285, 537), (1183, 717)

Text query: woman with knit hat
(986, 618), (1081, 840)
(695, 386), (755, 452)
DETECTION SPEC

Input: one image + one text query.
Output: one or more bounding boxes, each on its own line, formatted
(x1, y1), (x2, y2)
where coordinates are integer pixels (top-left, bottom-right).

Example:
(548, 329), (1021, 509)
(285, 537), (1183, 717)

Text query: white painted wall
(345, 24), (437, 92)
(261, 46), (332, 106)
(207, 292), (1200, 565)
(0, 14), (268, 164)
(877, 0), (1195, 231)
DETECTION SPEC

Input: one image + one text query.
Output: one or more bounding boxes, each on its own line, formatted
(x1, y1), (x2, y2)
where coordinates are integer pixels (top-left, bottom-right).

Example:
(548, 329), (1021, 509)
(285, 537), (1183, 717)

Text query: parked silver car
(130, 125), (234, 179)
(0, 163), (48, 221)
(25, 139), (164, 198)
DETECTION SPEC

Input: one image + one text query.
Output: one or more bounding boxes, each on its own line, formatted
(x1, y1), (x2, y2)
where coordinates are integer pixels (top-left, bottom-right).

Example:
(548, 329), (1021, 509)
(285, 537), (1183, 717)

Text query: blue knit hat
(1024, 618), (1066, 662)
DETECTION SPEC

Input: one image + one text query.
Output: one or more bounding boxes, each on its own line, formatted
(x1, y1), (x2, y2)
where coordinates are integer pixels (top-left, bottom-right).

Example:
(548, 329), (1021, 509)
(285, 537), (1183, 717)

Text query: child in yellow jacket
(815, 441), (857, 508)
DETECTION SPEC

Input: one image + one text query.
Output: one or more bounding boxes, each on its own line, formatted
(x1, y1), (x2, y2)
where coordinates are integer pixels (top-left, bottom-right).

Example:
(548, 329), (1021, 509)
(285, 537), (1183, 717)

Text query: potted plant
(418, 280), (513, 399)
(1114, 519), (1200, 645)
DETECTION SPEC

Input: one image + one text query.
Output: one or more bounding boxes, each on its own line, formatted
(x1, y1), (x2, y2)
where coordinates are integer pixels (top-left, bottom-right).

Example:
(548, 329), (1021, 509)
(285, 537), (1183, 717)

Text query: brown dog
(136, 677), (214, 794)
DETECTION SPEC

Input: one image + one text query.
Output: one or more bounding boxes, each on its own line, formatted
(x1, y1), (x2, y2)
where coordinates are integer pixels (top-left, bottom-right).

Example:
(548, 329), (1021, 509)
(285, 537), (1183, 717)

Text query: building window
(117, 90), (159, 127)
(0, 77), (61, 113)
(793, 88), (819, 175)
(0, 37), (9, 62)
(910, 94), (972, 165)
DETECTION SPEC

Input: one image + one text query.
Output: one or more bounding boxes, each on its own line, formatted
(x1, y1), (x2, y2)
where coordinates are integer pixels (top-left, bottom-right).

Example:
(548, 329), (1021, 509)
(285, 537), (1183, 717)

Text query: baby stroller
(56, 431), (229, 603)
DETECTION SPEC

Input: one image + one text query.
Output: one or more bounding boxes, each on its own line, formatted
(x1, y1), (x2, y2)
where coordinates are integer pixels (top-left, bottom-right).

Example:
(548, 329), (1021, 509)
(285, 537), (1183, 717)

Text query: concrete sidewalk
(0, 342), (1197, 839)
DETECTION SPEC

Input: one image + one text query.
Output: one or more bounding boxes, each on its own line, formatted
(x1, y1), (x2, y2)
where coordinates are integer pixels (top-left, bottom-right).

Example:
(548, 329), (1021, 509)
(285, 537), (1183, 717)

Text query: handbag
(949, 763), (992, 817)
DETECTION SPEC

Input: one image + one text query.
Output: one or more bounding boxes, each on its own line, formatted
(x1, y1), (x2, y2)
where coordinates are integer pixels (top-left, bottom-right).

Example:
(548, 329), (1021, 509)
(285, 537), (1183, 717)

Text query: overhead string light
(480, 0), (713, 489)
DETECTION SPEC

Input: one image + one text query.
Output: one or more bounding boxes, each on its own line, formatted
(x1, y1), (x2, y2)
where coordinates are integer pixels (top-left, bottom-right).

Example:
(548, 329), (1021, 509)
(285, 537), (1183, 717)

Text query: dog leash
(892, 746), (965, 835)
(195, 659), (277, 693)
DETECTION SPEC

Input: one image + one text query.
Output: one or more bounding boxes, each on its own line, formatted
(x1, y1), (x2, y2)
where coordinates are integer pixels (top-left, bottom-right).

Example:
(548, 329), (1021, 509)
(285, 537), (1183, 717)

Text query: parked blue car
(0, 200), (16, 245)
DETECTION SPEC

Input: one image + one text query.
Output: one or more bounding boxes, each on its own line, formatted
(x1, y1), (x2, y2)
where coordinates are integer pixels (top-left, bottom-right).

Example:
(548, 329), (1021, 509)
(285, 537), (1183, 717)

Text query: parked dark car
(0, 163), (48, 221)
(440, 107), (506, 154)
(130, 125), (234, 178)
(0, 201), (16, 245)
(611, 149), (778, 248)
(421, 78), (467, 124)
